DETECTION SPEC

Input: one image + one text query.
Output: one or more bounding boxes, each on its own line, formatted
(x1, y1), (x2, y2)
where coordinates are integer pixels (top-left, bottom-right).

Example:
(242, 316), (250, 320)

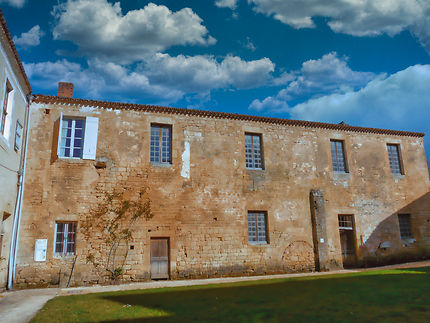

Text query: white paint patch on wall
(79, 105), (100, 113)
(181, 141), (190, 179)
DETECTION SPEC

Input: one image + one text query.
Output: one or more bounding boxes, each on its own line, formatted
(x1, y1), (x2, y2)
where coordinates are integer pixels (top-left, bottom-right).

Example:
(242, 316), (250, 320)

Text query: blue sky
(2, 0), (430, 150)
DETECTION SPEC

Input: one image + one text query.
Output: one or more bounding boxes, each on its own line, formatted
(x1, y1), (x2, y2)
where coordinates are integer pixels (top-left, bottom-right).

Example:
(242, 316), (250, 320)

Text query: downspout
(7, 93), (32, 290)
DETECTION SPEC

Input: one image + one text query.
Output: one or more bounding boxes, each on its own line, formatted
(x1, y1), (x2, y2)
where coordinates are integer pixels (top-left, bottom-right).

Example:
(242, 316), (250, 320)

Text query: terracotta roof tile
(33, 94), (425, 138)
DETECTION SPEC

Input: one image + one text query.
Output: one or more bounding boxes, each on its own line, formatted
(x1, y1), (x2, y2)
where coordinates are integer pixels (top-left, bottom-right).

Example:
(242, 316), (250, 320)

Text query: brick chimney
(57, 82), (74, 98)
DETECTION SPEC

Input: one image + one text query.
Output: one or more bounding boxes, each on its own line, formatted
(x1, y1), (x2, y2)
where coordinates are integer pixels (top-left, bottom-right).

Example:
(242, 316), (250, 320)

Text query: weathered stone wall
(15, 101), (430, 287)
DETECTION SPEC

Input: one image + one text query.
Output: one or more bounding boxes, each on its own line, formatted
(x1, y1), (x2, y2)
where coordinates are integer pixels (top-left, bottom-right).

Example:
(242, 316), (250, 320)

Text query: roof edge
(0, 9), (32, 94)
(32, 94), (425, 138)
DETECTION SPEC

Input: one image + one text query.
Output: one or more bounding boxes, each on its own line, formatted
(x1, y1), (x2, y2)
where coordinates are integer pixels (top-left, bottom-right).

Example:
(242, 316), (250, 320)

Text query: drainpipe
(7, 93), (32, 290)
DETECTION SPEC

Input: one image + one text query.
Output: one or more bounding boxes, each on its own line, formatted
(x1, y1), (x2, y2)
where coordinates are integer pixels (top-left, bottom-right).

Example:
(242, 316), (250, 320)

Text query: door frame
(150, 237), (170, 280)
(338, 214), (358, 268)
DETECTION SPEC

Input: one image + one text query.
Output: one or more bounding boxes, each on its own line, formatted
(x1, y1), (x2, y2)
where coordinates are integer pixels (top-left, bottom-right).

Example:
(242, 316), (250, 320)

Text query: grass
(31, 267), (430, 322)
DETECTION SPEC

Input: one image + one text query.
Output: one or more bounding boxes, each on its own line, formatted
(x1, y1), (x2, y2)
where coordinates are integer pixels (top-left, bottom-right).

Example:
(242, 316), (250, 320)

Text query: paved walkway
(1, 260), (429, 323)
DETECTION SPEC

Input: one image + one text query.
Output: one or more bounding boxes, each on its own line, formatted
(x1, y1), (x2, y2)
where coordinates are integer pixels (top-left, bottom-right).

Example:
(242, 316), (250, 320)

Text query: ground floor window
(54, 221), (77, 256)
(248, 211), (268, 244)
(398, 214), (413, 240)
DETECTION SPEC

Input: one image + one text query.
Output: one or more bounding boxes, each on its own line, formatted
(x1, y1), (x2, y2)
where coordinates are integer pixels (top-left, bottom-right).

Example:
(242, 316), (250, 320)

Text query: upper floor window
(1, 80), (12, 137)
(387, 144), (403, 175)
(14, 120), (22, 151)
(245, 133), (263, 169)
(150, 124), (172, 164)
(55, 115), (99, 160)
(248, 211), (268, 244)
(330, 140), (348, 173)
(398, 214), (412, 240)
(54, 221), (77, 256)
(60, 118), (85, 158)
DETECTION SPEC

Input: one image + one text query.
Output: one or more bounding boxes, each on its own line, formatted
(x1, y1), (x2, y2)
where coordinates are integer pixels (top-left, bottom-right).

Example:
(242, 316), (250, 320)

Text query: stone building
(0, 11), (31, 289)
(13, 83), (430, 287)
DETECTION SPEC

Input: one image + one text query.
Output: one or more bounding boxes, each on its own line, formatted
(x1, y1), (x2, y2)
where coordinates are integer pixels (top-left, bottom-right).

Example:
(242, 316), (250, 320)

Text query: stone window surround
(387, 143), (404, 175)
(150, 123), (172, 166)
(0, 77), (14, 147)
(330, 139), (348, 173)
(245, 132), (264, 170)
(53, 221), (77, 257)
(248, 211), (269, 245)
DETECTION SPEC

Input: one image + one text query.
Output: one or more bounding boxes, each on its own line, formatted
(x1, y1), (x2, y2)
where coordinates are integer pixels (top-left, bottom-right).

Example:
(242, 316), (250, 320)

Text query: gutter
(7, 93), (32, 290)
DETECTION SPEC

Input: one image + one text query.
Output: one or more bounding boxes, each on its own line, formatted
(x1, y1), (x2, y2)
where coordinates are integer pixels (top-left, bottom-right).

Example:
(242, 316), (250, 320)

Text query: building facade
(14, 86), (430, 287)
(0, 11), (31, 289)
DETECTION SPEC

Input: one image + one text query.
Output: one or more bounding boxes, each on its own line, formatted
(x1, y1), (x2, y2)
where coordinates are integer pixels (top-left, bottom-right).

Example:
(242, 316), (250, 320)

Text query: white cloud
(248, 0), (430, 54)
(52, 0), (216, 63)
(24, 59), (183, 103)
(250, 52), (375, 111)
(0, 0), (25, 8)
(215, 0), (238, 10)
(24, 53), (275, 103)
(288, 65), (430, 134)
(13, 25), (44, 48)
(285, 52), (375, 97)
(249, 96), (289, 112)
(140, 53), (275, 92)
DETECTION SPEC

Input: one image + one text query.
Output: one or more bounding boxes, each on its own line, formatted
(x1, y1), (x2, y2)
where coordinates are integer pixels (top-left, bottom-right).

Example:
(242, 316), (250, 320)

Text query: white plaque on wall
(34, 239), (47, 262)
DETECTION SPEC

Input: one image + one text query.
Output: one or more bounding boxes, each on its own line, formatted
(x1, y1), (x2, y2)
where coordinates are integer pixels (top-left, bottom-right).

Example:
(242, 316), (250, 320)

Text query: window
(54, 222), (76, 256)
(14, 120), (22, 151)
(1, 80), (12, 137)
(60, 118), (85, 158)
(398, 214), (413, 240)
(54, 116), (98, 161)
(330, 140), (348, 173)
(387, 144), (403, 175)
(150, 124), (172, 164)
(248, 211), (268, 243)
(245, 133), (263, 169)
(338, 215), (354, 230)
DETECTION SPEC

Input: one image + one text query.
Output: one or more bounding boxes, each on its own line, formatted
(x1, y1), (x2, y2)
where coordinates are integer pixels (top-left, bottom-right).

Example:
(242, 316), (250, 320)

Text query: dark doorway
(338, 215), (357, 268)
(150, 238), (169, 279)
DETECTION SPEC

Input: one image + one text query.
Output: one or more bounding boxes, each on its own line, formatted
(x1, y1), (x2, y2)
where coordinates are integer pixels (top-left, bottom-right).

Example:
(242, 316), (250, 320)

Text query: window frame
(14, 120), (22, 151)
(330, 139), (348, 173)
(0, 79), (13, 139)
(387, 143), (404, 175)
(53, 221), (77, 256)
(247, 211), (269, 244)
(397, 214), (413, 240)
(59, 117), (86, 159)
(338, 214), (354, 230)
(150, 123), (172, 165)
(245, 132), (264, 170)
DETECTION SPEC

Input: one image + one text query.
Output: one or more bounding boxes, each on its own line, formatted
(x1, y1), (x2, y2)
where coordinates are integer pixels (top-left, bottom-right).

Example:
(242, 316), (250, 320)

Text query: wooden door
(150, 238), (169, 279)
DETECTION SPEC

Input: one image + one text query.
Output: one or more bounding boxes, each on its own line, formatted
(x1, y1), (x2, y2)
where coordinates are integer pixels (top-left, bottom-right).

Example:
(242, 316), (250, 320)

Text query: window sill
(246, 168), (264, 171)
(333, 172), (350, 180)
(53, 254), (76, 259)
(391, 174), (405, 180)
(150, 162), (172, 168)
(401, 238), (415, 245)
(249, 242), (269, 246)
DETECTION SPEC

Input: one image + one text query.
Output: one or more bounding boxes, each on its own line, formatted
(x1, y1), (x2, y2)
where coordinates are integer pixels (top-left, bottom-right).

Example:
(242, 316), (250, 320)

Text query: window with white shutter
(57, 115), (99, 160)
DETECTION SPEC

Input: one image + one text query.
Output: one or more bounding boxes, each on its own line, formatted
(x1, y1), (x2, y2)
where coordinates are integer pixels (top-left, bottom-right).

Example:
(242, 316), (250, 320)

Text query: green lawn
(32, 267), (430, 322)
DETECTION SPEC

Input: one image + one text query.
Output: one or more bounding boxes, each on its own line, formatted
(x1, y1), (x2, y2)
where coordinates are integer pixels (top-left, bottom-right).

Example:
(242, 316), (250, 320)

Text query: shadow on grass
(96, 268), (430, 323)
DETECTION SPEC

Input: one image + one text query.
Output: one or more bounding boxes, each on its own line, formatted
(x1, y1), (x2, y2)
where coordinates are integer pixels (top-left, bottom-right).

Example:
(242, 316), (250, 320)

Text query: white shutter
(57, 112), (63, 157)
(82, 116), (99, 160)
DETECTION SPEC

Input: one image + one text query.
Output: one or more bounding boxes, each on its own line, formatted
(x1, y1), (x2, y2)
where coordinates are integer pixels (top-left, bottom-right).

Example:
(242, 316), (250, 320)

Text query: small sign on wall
(34, 239), (47, 262)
